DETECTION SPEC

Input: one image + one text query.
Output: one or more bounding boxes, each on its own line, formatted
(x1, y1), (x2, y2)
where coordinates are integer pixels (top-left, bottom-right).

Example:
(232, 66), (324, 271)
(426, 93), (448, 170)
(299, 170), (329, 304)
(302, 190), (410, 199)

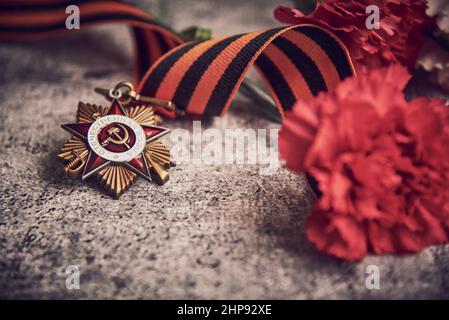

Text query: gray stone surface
(1, 0), (449, 299)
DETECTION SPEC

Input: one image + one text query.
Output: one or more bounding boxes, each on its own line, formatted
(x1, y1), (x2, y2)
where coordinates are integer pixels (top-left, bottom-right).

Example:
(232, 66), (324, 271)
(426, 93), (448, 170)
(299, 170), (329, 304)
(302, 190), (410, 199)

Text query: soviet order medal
(58, 82), (175, 198)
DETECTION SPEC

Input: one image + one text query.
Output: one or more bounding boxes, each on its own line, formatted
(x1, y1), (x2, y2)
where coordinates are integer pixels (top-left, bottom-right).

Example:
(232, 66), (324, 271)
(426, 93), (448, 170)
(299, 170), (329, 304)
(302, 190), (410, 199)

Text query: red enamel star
(61, 99), (170, 181)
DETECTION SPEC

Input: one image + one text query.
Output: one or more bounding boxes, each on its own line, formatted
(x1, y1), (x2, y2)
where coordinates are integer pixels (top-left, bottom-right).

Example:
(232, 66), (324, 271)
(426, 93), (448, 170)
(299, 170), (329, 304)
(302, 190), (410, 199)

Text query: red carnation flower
(279, 65), (449, 260)
(274, 0), (430, 73)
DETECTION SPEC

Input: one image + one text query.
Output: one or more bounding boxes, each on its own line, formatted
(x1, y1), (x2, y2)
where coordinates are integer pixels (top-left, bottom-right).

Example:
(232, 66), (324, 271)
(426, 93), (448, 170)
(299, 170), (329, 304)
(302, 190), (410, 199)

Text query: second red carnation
(274, 0), (431, 73)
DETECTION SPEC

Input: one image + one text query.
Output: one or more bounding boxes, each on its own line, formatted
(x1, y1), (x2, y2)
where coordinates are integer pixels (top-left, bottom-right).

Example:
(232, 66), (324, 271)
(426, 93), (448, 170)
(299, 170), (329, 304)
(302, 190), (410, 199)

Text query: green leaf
(292, 0), (320, 15)
(180, 26), (213, 42)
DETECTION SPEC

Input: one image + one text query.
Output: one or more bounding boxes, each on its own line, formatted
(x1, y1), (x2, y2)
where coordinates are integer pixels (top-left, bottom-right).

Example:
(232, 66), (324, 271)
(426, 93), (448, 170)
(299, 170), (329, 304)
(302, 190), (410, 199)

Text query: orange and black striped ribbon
(138, 24), (355, 118)
(0, 1), (356, 120)
(0, 0), (183, 82)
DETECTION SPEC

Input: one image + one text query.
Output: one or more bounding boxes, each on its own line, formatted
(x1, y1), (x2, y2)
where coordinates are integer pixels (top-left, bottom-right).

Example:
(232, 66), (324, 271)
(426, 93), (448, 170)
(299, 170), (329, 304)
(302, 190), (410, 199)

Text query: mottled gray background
(1, 0), (449, 299)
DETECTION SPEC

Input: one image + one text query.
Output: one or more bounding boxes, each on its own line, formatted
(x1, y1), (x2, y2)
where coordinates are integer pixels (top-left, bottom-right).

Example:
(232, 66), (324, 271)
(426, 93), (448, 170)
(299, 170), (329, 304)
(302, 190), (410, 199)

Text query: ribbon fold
(0, 0), (356, 120)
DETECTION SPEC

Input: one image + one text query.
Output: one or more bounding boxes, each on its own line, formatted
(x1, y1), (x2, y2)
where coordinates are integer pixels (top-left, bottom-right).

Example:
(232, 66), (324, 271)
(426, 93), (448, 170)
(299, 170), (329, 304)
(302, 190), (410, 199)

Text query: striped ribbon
(0, 0), (356, 120)
(0, 0), (183, 83)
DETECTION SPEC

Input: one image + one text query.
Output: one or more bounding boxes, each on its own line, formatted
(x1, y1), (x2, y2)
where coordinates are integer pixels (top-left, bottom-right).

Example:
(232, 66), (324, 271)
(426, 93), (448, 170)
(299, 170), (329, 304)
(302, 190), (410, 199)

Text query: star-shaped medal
(58, 98), (175, 198)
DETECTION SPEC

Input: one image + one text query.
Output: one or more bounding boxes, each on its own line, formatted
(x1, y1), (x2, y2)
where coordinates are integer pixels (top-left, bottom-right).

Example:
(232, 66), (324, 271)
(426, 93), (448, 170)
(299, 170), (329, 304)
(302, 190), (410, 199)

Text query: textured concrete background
(1, 0), (449, 299)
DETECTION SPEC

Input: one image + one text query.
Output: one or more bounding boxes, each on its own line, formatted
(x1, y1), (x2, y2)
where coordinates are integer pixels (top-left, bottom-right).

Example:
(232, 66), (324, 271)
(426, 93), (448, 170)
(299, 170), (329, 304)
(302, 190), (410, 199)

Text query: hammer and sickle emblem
(101, 123), (131, 150)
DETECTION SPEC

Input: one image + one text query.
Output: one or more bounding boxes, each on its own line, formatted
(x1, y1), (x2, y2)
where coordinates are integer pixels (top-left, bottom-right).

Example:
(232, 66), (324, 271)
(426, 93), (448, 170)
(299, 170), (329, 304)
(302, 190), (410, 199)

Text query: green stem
(240, 79), (282, 123)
